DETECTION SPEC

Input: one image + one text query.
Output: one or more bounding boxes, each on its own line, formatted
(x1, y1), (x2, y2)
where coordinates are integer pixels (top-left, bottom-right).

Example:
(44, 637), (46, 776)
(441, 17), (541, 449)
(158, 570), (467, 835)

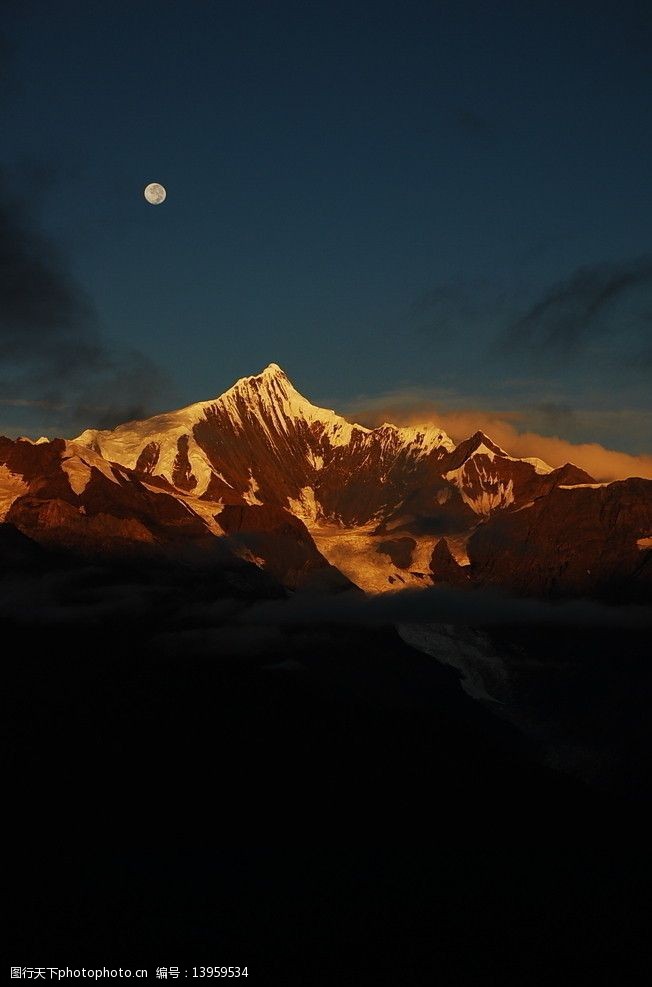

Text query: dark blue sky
(1, 0), (651, 452)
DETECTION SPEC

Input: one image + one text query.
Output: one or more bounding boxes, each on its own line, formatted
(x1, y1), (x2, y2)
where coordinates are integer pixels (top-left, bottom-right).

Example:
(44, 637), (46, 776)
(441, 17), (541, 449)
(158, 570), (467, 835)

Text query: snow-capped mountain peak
(6, 362), (650, 599)
(73, 364), (456, 516)
(70, 362), (581, 533)
(216, 362), (371, 444)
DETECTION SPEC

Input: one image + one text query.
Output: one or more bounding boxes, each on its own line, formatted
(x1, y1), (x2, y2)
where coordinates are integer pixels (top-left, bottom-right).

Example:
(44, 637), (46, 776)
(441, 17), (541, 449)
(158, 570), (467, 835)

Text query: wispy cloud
(413, 260), (652, 390)
(0, 397), (64, 409)
(451, 107), (492, 134)
(501, 258), (652, 356)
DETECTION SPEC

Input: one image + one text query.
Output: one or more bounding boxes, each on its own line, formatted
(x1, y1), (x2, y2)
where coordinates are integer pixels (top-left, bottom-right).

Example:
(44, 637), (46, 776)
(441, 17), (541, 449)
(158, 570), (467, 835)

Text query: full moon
(144, 182), (166, 205)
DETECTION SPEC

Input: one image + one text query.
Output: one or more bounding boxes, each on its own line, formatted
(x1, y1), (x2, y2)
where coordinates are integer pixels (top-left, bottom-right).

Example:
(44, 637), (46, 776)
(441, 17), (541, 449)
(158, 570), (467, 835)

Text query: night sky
(1, 1), (650, 460)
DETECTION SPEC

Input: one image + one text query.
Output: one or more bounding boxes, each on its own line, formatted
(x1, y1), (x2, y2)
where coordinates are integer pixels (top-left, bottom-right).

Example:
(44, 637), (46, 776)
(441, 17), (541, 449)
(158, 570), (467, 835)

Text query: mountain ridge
(2, 363), (650, 598)
(72, 363), (585, 528)
(74, 363), (458, 508)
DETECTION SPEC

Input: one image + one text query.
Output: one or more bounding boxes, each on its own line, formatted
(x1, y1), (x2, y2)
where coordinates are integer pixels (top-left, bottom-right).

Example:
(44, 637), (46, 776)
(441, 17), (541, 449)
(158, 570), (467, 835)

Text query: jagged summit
(470, 430), (508, 453)
(67, 360), (587, 532)
(227, 362), (292, 396)
(73, 364), (456, 512)
(215, 362), (371, 440)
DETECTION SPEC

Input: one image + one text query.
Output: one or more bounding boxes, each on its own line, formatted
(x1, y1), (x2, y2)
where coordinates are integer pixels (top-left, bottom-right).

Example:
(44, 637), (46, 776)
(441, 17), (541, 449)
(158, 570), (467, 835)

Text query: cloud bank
(238, 585), (652, 630)
(345, 392), (652, 481)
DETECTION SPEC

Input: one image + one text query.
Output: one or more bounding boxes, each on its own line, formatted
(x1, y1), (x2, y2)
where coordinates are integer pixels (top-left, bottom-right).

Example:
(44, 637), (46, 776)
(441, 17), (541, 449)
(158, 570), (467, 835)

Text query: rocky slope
(76, 364), (591, 528)
(0, 435), (350, 592)
(76, 364), (458, 525)
(2, 363), (649, 599)
(465, 477), (652, 601)
(70, 362), (623, 593)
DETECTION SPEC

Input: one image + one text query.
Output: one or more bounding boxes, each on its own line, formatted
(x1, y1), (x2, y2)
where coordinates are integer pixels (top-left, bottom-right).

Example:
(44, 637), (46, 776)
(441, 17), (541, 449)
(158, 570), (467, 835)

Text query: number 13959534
(192, 970), (247, 979)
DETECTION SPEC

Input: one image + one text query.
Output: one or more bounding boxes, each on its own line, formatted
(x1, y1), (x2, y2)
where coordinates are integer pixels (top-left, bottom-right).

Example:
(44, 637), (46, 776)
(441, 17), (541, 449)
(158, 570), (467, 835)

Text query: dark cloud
(502, 258), (652, 356)
(0, 168), (99, 360)
(4, 535), (649, 636)
(0, 166), (168, 432)
(0, 27), (167, 434)
(451, 107), (493, 135)
(413, 260), (652, 402)
(411, 279), (511, 341)
(238, 585), (652, 630)
(412, 283), (477, 323)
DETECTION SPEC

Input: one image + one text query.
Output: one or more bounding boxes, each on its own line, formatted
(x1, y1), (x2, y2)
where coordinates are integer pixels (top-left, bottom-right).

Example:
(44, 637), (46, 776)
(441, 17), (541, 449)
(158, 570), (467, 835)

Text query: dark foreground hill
(5, 535), (651, 978)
